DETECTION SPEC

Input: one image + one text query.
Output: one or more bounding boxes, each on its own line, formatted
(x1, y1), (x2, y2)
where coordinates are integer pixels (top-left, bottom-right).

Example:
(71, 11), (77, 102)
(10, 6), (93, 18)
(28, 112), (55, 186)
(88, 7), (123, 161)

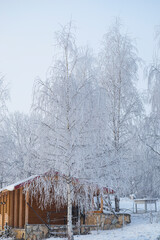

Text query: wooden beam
(7, 192), (9, 214)
(0, 195), (2, 230)
(3, 194), (6, 227)
(1, 195), (4, 229)
(6, 192), (9, 227)
(14, 189), (19, 228)
(4, 194), (6, 215)
(25, 191), (29, 226)
(8, 191), (14, 227)
(100, 197), (103, 212)
(19, 188), (24, 228)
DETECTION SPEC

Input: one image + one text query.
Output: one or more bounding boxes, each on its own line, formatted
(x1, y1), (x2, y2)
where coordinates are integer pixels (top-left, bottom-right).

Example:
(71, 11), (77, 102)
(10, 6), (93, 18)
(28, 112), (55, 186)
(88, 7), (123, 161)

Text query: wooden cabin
(0, 175), (115, 239)
(0, 176), (42, 230)
(0, 175), (75, 228)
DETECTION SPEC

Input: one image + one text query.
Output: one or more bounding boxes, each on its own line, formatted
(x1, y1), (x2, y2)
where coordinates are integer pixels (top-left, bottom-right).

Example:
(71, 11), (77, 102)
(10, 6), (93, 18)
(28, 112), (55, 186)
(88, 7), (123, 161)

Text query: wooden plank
(100, 197), (103, 212)
(7, 192), (9, 215)
(1, 195), (4, 229)
(14, 189), (19, 228)
(25, 191), (29, 226)
(28, 197), (68, 225)
(0, 196), (2, 230)
(19, 188), (23, 228)
(5, 193), (9, 227)
(22, 190), (25, 227)
(3, 194), (7, 227)
(4, 194), (6, 215)
(90, 210), (103, 214)
(8, 191), (14, 227)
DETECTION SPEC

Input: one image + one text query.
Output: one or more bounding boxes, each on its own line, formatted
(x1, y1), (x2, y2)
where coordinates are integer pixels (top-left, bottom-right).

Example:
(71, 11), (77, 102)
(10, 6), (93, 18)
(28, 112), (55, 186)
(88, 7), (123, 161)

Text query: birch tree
(32, 23), (103, 240)
(99, 21), (143, 194)
(147, 27), (160, 151)
(140, 28), (160, 196)
(1, 112), (39, 183)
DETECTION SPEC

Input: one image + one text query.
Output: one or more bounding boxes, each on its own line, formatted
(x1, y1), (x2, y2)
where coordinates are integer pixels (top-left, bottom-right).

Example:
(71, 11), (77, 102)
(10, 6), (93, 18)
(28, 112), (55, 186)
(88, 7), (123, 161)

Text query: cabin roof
(0, 175), (38, 192)
(0, 172), (115, 194)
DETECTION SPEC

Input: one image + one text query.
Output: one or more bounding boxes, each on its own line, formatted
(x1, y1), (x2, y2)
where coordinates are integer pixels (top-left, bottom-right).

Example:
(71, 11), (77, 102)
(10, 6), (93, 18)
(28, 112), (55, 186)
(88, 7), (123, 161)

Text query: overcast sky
(0, 0), (160, 113)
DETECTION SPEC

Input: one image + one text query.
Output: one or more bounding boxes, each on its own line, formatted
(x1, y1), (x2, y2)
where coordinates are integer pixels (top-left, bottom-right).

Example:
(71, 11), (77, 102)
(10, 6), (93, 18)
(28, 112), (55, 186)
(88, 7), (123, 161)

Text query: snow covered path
(47, 213), (160, 240)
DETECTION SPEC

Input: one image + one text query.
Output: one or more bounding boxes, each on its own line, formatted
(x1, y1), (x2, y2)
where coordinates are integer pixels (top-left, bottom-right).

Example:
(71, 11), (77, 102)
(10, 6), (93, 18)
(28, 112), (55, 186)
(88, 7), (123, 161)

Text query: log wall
(0, 192), (9, 230)
(0, 188), (26, 230)
(0, 188), (78, 230)
(28, 198), (68, 225)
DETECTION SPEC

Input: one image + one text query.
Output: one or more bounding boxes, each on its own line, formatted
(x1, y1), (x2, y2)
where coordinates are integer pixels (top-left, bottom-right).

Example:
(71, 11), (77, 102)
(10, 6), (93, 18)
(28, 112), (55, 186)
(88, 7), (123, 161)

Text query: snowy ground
(46, 214), (160, 240)
(46, 198), (160, 240)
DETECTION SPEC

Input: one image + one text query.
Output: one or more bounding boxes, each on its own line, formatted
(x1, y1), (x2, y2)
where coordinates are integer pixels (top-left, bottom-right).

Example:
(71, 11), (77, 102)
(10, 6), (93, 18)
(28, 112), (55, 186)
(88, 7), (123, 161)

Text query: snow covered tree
(99, 21), (143, 194)
(1, 112), (39, 183)
(0, 75), (9, 187)
(0, 76), (9, 121)
(32, 23), (103, 240)
(140, 27), (160, 196)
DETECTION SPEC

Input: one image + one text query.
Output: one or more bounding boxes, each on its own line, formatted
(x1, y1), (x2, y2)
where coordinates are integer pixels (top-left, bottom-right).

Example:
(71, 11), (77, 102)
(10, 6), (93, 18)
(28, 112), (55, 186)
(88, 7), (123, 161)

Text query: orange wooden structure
(0, 187), (26, 230)
(0, 175), (72, 230)
(0, 175), (114, 231)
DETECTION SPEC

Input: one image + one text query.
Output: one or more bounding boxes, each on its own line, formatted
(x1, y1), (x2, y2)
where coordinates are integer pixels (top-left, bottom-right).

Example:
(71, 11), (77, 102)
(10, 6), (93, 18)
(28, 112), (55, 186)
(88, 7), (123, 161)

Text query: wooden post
(0, 195), (1, 229)
(100, 197), (103, 213)
(145, 202), (147, 213)
(96, 216), (99, 233)
(115, 195), (120, 212)
(7, 192), (9, 216)
(135, 203), (137, 213)
(8, 191), (14, 227)
(19, 188), (24, 228)
(14, 189), (19, 228)
(78, 207), (81, 235)
(25, 191), (29, 226)
(1, 194), (4, 229)
(123, 214), (125, 227)
(3, 194), (6, 229)
(155, 201), (157, 212)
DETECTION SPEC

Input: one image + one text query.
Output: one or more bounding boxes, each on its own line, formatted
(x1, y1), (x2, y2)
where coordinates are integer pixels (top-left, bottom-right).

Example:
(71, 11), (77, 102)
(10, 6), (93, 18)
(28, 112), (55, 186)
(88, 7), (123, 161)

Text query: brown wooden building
(0, 176), (72, 230)
(0, 175), (114, 239)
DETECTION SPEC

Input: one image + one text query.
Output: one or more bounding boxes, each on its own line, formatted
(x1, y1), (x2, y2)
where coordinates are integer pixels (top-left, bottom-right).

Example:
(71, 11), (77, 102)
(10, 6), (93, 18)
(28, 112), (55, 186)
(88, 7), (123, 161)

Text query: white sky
(0, 0), (160, 113)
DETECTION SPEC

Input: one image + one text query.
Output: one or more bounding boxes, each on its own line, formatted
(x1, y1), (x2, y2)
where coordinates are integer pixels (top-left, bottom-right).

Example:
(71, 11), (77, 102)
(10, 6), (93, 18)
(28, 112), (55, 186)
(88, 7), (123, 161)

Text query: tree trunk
(67, 181), (74, 240)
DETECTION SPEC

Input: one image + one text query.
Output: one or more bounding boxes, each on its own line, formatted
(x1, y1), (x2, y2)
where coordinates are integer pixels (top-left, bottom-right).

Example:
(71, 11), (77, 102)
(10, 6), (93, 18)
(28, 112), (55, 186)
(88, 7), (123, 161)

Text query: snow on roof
(0, 171), (115, 194)
(0, 175), (38, 192)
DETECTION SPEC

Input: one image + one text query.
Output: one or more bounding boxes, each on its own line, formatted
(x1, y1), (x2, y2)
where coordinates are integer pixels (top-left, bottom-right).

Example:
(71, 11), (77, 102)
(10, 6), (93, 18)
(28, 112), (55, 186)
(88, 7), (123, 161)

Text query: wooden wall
(27, 197), (78, 226)
(0, 188), (26, 230)
(0, 188), (79, 230)
(0, 194), (3, 230)
(0, 192), (9, 230)
(28, 197), (68, 225)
